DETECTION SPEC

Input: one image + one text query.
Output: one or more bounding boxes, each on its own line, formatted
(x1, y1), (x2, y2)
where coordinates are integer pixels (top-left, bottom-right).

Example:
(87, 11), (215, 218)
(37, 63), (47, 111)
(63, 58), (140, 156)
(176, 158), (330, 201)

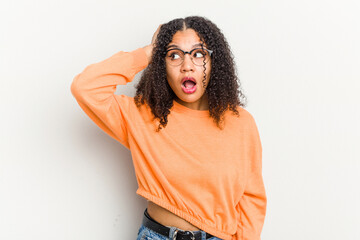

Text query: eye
(193, 50), (206, 58)
(170, 53), (180, 60)
(167, 50), (182, 60)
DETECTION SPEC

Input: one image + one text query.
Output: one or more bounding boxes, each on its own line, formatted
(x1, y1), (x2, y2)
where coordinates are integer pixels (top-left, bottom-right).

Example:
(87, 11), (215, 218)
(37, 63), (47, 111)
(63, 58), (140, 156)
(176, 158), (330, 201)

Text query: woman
(71, 16), (266, 240)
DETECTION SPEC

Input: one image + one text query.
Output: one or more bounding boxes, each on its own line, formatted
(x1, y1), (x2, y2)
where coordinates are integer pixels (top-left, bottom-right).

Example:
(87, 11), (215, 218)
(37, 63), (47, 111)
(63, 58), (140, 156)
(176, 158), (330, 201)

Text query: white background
(1, 0), (359, 239)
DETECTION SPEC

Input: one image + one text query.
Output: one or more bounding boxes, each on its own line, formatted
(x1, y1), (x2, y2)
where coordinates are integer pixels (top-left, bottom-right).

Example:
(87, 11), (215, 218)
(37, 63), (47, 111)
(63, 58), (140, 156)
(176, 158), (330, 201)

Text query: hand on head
(143, 24), (162, 62)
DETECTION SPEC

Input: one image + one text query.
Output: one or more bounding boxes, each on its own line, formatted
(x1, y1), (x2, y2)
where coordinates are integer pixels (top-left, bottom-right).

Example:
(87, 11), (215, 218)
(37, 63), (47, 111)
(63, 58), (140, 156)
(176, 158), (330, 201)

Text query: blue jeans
(136, 223), (223, 240)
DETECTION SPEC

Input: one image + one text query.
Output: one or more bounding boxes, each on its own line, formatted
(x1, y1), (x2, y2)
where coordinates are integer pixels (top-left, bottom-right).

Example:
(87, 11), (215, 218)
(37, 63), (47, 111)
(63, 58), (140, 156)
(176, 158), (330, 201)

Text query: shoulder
(236, 106), (262, 145)
(224, 105), (260, 138)
(228, 105), (257, 126)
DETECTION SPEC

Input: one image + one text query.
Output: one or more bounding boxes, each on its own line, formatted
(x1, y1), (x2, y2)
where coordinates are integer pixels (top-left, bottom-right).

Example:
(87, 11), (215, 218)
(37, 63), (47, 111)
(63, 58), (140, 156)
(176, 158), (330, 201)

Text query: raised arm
(70, 47), (148, 148)
(70, 25), (162, 148)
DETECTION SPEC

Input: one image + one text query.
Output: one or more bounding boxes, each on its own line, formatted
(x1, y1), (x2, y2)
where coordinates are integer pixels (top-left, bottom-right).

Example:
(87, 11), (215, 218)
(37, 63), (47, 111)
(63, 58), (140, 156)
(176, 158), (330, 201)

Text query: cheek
(166, 66), (176, 78)
(165, 67), (171, 81)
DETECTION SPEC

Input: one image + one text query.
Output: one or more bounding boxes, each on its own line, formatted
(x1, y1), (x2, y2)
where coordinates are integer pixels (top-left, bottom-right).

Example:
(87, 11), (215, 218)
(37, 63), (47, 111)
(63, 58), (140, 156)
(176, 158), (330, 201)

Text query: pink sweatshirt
(70, 47), (267, 240)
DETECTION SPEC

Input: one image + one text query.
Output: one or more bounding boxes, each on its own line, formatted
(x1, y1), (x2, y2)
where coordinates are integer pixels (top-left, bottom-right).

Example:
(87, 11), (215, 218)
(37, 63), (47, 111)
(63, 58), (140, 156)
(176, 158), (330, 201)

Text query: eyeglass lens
(166, 49), (210, 66)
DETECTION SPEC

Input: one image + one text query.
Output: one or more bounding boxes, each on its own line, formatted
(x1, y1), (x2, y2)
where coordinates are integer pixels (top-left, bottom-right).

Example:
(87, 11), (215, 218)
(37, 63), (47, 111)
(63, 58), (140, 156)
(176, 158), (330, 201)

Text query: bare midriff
(147, 200), (200, 231)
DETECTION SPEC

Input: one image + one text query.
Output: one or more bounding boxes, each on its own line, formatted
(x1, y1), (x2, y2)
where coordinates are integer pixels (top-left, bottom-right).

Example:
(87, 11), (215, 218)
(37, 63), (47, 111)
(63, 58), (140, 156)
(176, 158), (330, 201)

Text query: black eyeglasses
(165, 47), (213, 66)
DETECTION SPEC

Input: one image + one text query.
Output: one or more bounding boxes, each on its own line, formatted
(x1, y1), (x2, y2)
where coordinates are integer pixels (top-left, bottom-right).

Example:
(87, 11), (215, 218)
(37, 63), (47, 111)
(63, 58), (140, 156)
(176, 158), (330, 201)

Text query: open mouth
(181, 77), (197, 93)
(181, 77), (197, 89)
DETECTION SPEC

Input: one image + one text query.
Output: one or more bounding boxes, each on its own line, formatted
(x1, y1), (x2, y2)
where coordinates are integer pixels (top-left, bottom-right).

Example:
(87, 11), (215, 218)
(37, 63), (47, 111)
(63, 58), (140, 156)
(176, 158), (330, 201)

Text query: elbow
(70, 73), (83, 99)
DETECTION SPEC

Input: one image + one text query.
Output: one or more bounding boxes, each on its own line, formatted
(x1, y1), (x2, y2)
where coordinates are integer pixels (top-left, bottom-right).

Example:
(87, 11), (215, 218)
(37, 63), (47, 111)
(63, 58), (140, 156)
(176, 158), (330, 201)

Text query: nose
(180, 53), (194, 72)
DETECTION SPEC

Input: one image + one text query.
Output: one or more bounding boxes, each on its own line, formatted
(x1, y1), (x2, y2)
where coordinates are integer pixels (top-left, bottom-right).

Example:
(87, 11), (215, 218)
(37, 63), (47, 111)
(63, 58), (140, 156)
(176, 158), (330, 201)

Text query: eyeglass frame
(165, 47), (213, 66)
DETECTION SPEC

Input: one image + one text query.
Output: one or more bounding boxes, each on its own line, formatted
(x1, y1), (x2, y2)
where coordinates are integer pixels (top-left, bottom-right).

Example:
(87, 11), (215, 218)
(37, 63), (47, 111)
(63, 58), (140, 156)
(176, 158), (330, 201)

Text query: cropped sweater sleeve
(70, 47), (267, 240)
(70, 48), (148, 149)
(233, 116), (267, 240)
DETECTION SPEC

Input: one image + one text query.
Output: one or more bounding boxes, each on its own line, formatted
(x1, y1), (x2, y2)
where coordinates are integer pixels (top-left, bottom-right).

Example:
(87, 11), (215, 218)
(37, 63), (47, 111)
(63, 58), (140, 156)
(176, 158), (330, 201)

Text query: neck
(174, 95), (209, 110)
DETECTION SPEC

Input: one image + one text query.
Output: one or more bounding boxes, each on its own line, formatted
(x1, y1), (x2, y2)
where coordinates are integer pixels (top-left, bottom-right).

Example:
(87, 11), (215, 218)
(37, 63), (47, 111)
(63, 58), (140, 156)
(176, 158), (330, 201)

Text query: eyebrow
(166, 43), (204, 49)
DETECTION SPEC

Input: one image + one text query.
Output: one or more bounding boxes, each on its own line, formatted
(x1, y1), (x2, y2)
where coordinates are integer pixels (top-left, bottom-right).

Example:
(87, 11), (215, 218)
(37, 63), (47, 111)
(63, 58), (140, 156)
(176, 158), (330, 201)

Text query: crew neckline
(171, 100), (210, 117)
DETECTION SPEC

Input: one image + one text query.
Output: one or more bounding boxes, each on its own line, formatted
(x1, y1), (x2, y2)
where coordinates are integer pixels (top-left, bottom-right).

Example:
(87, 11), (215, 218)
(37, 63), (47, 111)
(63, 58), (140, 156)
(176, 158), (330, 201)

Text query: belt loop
(169, 227), (178, 239)
(201, 231), (206, 240)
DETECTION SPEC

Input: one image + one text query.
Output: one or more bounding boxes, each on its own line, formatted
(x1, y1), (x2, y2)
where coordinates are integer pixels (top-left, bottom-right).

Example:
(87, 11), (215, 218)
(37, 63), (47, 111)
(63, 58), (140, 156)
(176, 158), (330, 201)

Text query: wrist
(143, 45), (153, 63)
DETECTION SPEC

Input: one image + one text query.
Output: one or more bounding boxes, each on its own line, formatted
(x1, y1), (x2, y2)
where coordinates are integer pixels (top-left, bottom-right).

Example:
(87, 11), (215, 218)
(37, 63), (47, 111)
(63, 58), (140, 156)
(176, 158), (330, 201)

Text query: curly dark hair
(134, 16), (247, 131)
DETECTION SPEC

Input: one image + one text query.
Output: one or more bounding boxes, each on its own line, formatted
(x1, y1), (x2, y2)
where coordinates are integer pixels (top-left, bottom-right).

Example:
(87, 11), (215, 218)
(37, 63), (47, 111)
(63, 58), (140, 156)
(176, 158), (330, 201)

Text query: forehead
(167, 29), (206, 49)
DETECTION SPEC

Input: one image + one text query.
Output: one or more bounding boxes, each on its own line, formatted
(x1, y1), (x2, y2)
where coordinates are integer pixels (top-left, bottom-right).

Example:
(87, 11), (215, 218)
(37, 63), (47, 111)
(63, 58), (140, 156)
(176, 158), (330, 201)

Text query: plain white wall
(1, 0), (359, 239)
